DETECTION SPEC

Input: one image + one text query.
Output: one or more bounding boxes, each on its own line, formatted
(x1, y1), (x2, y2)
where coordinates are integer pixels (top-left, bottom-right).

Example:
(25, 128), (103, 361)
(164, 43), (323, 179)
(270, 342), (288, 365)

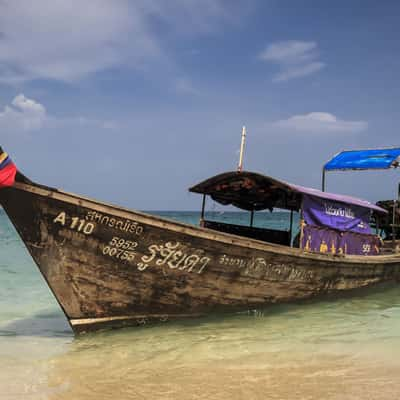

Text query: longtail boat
(1, 141), (400, 334)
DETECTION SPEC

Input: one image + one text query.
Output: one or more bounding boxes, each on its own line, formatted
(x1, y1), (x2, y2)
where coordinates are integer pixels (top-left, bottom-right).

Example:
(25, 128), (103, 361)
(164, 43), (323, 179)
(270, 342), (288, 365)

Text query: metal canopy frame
(322, 147), (400, 245)
(322, 146), (400, 192)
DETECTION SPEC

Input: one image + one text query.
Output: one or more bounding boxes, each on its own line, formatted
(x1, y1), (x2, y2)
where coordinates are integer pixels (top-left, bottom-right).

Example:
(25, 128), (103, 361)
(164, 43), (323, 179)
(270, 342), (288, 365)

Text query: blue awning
(324, 148), (400, 171)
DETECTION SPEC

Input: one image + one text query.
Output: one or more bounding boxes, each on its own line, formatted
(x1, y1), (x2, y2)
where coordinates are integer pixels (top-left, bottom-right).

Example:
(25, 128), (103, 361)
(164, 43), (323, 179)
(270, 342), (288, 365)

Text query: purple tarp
(302, 194), (372, 234)
(300, 194), (382, 255)
(288, 183), (386, 213)
(301, 225), (381, 256)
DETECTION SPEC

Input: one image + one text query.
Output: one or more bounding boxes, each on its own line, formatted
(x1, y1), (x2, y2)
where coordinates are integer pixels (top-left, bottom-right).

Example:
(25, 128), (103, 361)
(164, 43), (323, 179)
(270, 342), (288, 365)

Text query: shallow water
(1, 209), (400, 399)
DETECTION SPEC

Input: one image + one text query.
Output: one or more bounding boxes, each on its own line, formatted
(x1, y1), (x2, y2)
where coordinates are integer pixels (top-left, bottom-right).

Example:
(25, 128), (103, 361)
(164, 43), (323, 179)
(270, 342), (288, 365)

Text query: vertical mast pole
(237, 126), (246, 173)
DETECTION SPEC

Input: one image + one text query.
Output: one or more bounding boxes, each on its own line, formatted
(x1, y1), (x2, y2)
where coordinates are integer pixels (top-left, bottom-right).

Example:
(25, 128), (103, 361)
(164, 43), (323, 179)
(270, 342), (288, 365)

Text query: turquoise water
(1, 209), (400, 399)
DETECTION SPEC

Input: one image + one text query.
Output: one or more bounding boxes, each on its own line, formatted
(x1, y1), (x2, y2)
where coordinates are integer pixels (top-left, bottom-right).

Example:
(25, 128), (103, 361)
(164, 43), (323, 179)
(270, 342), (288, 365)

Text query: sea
(1, 209), (400, 400)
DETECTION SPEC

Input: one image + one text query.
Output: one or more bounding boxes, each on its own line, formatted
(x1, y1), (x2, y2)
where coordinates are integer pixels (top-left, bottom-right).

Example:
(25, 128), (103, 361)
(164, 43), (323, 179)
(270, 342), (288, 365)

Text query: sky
(1, 0), (400, 210)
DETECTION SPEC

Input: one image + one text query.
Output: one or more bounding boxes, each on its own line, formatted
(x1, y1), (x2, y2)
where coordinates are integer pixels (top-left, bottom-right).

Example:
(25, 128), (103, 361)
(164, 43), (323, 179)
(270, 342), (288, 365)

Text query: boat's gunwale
(11, 181), (400, 265)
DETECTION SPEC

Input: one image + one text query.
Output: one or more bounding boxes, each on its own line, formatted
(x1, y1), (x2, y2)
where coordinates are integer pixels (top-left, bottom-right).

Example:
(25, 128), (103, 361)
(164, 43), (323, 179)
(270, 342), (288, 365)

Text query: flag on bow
(0, 147), (17, 188)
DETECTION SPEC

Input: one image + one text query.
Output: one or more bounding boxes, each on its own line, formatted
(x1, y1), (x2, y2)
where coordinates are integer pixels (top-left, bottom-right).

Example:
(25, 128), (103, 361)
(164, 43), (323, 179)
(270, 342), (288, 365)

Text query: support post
(322, 168), (326, 192)
(250, 209), (254, 227)
(394, 182), (400, 246)
(398, 182), (400, 201)
(376, 216), (379, 235)
(392, 200), (396, 247)
(200, 194), (206, 227)
(289, 209), (294, 246)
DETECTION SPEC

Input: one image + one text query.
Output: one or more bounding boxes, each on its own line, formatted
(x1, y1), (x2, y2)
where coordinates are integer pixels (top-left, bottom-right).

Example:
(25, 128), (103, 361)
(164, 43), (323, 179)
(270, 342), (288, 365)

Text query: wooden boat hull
(1, 182), (400, 334)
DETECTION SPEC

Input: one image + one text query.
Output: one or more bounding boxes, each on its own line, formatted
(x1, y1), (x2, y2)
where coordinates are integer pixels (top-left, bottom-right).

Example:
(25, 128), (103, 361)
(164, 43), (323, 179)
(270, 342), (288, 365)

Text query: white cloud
(12, 94), (46, 115)
(0, 94), (118, 133)
(0, 94), (46, 131)
(0, 0), (238, 84)
(0, 1), (157, 83)
(260, 41), (317, 63)
(272, 112), (368, 133)
(259, 40), (325, 82)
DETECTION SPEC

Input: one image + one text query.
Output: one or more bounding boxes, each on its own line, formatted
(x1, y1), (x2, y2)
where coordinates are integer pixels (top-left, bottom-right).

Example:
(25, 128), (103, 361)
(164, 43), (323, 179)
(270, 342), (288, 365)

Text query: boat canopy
(189, 171), (387, 213)
(324, 148), (400, 171)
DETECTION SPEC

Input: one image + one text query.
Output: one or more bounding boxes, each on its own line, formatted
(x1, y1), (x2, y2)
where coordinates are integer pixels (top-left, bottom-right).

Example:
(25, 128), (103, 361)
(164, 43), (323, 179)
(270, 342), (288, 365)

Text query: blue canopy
(324, 148), (400, 171)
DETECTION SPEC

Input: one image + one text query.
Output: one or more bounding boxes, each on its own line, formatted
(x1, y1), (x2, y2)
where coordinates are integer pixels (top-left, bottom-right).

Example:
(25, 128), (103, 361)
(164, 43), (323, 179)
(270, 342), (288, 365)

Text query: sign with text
(303, 194), (371, 234)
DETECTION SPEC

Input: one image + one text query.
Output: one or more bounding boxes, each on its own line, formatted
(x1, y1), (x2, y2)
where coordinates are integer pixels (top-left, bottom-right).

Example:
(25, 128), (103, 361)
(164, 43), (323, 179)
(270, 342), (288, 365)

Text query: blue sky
(1, 0), (399, 210)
